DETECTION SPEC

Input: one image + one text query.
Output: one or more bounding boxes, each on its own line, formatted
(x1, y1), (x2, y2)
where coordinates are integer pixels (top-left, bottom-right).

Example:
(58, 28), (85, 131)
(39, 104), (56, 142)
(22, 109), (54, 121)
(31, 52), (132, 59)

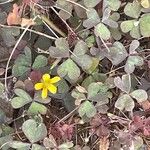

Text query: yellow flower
(34, 74), (61, 99)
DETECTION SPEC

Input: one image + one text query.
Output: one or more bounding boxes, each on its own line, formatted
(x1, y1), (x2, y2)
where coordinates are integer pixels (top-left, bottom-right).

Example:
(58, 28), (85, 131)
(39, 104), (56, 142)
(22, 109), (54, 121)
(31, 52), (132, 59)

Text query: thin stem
(0, 24), (57, 40)
(65, 0), (89, 11)
(4, 16), (38, 93)
(58, 106), (79, 123)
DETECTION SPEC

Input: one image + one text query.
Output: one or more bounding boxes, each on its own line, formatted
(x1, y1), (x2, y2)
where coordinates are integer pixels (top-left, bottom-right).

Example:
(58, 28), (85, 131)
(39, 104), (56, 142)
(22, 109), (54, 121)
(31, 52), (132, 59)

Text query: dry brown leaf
(7, 3), (21, 25)
(99, 137), (109, 150)
(20, 18), (36, 27)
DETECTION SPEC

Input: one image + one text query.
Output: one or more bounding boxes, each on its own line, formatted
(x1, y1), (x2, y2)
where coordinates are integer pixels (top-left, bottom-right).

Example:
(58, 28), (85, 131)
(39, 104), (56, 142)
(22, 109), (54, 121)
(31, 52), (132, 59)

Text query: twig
(0, 0), (13, 4)
(42, 19), (59, 38)
(58, 106), (79, 123)
(4, 16), (38, 93)
(105, 65), (125, 75)
(99, 36), (110, 52)
(65, 0), (89, 11)
(0, 24), (57, 40)
(39, 14), (66, 37)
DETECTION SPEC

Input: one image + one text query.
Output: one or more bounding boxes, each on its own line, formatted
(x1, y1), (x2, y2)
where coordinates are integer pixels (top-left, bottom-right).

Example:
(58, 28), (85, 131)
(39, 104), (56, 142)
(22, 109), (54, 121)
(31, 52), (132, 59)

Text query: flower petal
(42, 74), (50, 82)
(34, 83), (43, 90)
(50, 76), (61, 83)
(47, 84), (57, 94)
(42, 88), (48, 99)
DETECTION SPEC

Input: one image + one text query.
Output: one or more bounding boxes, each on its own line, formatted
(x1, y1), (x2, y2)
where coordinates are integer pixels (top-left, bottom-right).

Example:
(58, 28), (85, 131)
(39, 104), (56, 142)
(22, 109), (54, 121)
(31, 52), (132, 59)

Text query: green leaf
(71, 89), (86, 101)
(14, 89), (32, 101)
(120, 20), (135, 33)
(58, 141), (74, 150)
(0, 82), (4, 95)
(31, 144), (46, 150)
(57, 58), (80, 82)
(9, 141), (31, 149)
(130, 25), (141, 39)
(43, 135), (57, 149)
(11, 89), (32, 109)
(0, 135), (13, 150)
(114, 74), (131, 93)
(124, 1), (141, 18)
(107, 0), (121, 11)
(110, 28), (121, 40)
(73, 40), (88, 55)
(57, 79), (69, 94)
(139, 13), (150, 37)
(130, 89), (148, 103)
(87, 82), (109, 104)
(125, 56), (144, 73)
(106, 42), (128, 65)
(12, 47), (32, 77)
(94, 23), (111, 40)
(78, 100), (96, 118)
(11, 97), (32, 109)
(84, 0), (101, 8)
(0, 28), (20, 47)
(32, 55), (47, 69)
(115, 94), (135, 111)
(22, 119), (47, 143)
(28, 102), (47, 115)
(49, 38), (70, 58)
(83, 8), (100, 29)
(85, 35), (95, 48)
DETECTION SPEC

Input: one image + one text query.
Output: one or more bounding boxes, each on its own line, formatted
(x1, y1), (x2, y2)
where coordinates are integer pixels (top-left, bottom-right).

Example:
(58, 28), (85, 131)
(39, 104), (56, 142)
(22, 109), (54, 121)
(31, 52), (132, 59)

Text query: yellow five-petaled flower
(34, 74), (61, 99)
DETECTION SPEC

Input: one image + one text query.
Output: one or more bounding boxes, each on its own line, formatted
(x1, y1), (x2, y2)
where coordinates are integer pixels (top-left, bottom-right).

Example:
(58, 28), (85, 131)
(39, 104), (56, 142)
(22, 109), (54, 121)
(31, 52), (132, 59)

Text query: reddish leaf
(140, 100), (150, 111)
(7, 4), (21, 25)
(29, 70), (42, 84)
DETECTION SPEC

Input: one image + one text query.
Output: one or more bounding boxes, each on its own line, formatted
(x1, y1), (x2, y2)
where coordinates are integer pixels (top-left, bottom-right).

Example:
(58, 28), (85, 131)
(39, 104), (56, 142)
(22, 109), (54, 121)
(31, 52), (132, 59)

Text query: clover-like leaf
(8, 141), (31, 149)
(78, 100), (96, 118)
(139, 13), (150, 37)
(0, 82), (4, 95)
(22, 119), (47, 143)
(12, 47), (32, 77)
(71, 40), (94, 72)
(130, 89), (148, 103)
(43, 135), (57, 149)
(124, 1), (141, 18)
(32, 55), (47, 69)
(71, 90), (86, 101)
(125, 56), (144, 74)
(120, 20), (135, 33)
(31, 144), (46, 150)
(0, 28), (20, 47)
(58, 141), (74, 150)
(83, 8), (100, 29)
(105, 42), (128, 65)
(129, 40), (140, 54)
(11, 89), (32, 109)
(94, 23), (111, 40)
(57, 58), (80, 82)
(27, 102), (47, 115)
(115, 94), (135, 111)
(107, 0), (121, 11)
(49, 38), (70, 58)
(87, 82), (109, 99)
(114, 74), (131, 93)
(84, 0), (101, 8)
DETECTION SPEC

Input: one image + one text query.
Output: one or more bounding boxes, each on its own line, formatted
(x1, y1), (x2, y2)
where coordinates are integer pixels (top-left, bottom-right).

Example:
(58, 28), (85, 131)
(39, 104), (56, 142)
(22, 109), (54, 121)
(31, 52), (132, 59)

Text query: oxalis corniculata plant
(0, 0), (150, 149)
